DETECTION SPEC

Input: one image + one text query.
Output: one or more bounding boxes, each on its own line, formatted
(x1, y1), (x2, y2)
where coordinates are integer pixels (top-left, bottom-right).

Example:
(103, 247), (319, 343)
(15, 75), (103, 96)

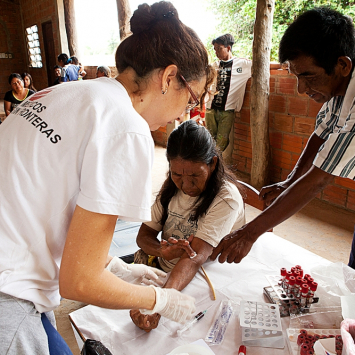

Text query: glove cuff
(106, 256), (130, 278)
(140, 286), (166, 315)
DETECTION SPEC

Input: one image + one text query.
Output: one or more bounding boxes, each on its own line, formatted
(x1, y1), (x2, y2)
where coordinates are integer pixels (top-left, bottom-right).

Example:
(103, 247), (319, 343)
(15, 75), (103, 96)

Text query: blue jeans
(41, 313), (73, 355)
(349, 226), (355, 269)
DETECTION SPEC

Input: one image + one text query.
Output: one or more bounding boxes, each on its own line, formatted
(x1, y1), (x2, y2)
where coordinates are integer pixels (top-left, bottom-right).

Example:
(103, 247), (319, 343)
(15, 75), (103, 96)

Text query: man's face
(54, 68), (61, 77)
(288, 55), (348, 103)
(213, 43), (230, 61)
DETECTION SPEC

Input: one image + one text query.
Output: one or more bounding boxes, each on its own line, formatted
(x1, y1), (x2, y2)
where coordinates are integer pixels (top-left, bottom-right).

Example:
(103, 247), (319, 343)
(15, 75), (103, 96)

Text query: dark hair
(70, 56), (79, 65)
(57, 53), (71, 64)
(212, 34), (235, 49)
(158, 120), (239, 225)
(21, 72), (36, 91)
(54, 65), (61, 70)
(115, 1), (213, 104)
(8, 73), (23, 85)
(279, 7), (355, 75)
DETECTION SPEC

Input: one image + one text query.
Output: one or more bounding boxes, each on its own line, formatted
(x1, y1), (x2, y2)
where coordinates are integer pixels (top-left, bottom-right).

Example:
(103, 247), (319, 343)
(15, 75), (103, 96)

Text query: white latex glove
(140, 286), (196, 324)
(107, 256), (167, 286)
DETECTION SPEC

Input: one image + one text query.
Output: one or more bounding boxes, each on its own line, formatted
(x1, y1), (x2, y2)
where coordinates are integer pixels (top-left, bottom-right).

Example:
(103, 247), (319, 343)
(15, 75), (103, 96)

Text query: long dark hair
(21, 72), (36, 92)
(115, 1), (214, 105)
(158, 120), (239, 225)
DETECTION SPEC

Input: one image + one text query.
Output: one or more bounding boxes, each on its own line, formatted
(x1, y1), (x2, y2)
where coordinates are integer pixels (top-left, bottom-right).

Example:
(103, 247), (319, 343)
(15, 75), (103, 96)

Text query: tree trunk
(116, 0), (132, 41)
(250, 0), (275, 189)
(63, 0), (79, 57)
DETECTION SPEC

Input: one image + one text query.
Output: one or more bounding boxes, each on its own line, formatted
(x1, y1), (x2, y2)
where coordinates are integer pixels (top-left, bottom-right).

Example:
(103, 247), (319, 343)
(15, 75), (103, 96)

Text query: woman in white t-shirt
(130, 120), (245, 332)
(0, 2), (215, 354)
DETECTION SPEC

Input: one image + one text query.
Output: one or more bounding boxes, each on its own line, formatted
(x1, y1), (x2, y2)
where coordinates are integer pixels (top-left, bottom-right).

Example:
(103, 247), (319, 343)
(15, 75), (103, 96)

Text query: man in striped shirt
(211, 7), (355, 269)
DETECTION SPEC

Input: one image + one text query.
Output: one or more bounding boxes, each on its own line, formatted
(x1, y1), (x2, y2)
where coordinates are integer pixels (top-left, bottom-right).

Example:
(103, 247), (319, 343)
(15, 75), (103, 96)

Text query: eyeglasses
(179, 74), (199, 111)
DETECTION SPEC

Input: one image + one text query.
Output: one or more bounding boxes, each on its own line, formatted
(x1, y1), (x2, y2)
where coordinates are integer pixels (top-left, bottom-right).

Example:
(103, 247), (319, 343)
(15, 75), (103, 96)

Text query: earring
(162, 87), (168, 95)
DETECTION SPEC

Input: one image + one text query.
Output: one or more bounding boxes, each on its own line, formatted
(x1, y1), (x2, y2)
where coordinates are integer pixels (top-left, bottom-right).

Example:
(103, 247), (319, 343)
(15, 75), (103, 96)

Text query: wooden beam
(63, 0), (79, 57)
(116, 0), (132, 41)
(250, 0), (275, 189)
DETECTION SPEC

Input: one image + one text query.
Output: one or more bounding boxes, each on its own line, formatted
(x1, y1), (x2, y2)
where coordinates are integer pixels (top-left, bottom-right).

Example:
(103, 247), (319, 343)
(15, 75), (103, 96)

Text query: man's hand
(130, 310), (161, 332)
(210, 226), (256, 264)
(160, 234), (196, 260)
(259, 182), (288, 206)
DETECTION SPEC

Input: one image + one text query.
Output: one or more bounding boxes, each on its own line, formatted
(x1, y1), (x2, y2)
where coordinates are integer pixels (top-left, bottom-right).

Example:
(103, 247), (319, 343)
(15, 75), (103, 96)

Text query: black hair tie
(163, 11), (175, 18)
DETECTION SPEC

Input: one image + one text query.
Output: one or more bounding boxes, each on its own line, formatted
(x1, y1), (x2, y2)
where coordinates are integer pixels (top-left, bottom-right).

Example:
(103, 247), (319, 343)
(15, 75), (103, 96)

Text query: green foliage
(207, 0), (355, 62)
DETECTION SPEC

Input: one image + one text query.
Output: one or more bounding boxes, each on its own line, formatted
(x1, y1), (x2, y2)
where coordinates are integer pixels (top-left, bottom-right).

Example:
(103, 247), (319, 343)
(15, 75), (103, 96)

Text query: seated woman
(130, 120), (245, 331)
(3, 73), (35, 118)
(21, 72), (37, 92)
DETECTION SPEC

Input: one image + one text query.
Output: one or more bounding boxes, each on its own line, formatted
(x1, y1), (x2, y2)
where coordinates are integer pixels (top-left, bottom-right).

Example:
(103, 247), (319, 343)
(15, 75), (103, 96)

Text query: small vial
(307, 282), (318, 305)
(295, 276), (303, 298)
(293, 270), (300, 278)
(284, 271), (293, 292)
(297, 334), (306, 345)
(304, 274), (311, 281)
(287, 276), (296, 297)
(291, 266), (297, 275)
(300, 284), (309, 306)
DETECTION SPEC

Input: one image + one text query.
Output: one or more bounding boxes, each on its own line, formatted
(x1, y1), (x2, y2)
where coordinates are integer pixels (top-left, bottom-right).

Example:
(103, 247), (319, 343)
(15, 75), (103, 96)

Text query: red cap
(301, 278), (308, 284)
(307, 277), (314, 285)
(291, 267), (296, 273)
(297, 334), (306, 345)
(304, 274), (311, 280)
(286, 271), (293, 280)
(238, 345), (246, 355)
(293, 270), (300, 277)
(296, 276), (303, 285)
(310, 282), (318, 292)
(280, 268), (287, 276)
(302, 284), (309, 293)
(295, 265), (302, 269)
(289, 276), (296, 285)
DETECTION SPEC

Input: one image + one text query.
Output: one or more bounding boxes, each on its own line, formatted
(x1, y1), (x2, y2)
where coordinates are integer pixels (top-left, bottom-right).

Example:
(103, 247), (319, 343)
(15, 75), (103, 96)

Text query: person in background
(3, 73), (35, 118)
(0, 1), (214, 353)
(96, 65), (111, 78)
(130, 120), (245, 332)
(53, 65), (61, 86)
(21, 72), (37, 92)
(70, 55), (87, 79)
(57, 53), (79, 82)
(211, 8), (355, 271)
(206, 34), (252, 152)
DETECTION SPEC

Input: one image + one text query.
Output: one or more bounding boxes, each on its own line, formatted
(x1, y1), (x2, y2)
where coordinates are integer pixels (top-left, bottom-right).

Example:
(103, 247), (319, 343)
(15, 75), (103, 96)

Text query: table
(70, 232), (333, 355)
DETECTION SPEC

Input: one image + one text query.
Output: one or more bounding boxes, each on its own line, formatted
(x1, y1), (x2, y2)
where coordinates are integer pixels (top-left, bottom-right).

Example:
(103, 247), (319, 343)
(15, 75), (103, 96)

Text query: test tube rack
(240, 300), (285, 349)
(263, 274), (319, 317)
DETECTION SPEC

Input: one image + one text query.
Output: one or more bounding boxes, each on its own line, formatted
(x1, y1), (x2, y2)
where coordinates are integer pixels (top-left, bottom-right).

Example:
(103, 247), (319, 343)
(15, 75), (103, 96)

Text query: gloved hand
(107, 256), (167, 286)
(140, 286), (196, 324)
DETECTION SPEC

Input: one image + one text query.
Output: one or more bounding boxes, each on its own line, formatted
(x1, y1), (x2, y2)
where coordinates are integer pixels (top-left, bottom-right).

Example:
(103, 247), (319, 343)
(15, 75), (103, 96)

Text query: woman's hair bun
(130, 1), (179, 35)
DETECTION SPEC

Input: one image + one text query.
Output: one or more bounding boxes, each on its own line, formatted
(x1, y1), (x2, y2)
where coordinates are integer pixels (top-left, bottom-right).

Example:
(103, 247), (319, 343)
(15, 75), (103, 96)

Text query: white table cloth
(70, 232), (333, 355)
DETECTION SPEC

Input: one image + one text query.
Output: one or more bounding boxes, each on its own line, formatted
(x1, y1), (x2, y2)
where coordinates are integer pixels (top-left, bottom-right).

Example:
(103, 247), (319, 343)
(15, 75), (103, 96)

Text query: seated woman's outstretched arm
(130, 237), (212, 332)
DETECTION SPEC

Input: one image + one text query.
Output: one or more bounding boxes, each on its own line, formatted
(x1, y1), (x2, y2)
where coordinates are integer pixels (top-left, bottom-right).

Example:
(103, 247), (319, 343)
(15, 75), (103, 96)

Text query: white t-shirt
(0, 78), (154, 312)
(206, 57), (252, 112)
(145, 181), (245, 272)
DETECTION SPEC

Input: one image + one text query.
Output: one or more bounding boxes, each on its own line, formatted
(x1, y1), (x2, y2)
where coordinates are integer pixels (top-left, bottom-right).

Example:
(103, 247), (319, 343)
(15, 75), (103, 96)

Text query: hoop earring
(162, 87), (168, 95)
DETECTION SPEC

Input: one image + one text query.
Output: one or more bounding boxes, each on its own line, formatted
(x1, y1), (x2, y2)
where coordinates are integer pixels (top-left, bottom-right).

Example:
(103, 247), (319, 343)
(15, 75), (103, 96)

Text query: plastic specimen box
(240, 300), (285, 349)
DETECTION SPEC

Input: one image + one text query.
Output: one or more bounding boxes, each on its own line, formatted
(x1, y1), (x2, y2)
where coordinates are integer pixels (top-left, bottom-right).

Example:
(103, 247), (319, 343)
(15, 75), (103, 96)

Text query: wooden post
(116, 0), (132, 41)
(250, 0), (275, 189)
(63, 0), (79, 57)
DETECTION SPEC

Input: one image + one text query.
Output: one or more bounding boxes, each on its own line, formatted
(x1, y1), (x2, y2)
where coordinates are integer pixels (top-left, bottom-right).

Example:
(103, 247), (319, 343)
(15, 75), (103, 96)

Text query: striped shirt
(313, 71), (355, 179)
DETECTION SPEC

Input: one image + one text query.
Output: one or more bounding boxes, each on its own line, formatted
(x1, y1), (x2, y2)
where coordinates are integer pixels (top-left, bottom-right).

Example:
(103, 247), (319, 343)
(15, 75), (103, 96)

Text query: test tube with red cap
(306, 277), (314, 286)
(295, 276), (303, 298)
(238, 345), (246, 355)
(284, 271), (293, 292)
(287, 276), (296, 297)
(300, 284), (309, 306)
(307, 282), (318, 305)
